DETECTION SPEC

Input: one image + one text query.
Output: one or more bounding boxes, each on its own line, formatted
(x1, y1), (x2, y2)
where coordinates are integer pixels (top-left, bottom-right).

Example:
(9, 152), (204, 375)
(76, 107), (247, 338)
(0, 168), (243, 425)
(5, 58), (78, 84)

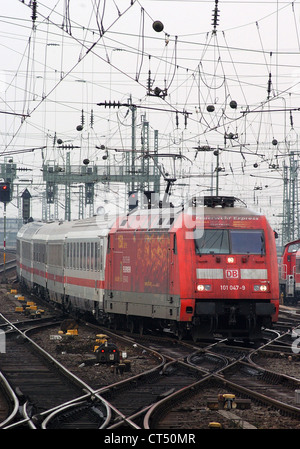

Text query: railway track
(0, 315), (111, 429)
(101, 361), (202, 429)
(144, 330), (300, 429)
(0, 259), (17, 282)
(2, 281), (300, 429)
(28, 320), (300, 429)
(39, 325), (205, 429)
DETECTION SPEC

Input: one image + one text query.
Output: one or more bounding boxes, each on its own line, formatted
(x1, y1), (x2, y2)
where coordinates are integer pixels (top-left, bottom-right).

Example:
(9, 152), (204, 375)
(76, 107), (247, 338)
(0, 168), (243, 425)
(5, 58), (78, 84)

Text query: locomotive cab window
(194, 229), (229, 254)
(230, 230), (265, 255)
(194, 229), (265, 255)
(287, 242), (300, 253)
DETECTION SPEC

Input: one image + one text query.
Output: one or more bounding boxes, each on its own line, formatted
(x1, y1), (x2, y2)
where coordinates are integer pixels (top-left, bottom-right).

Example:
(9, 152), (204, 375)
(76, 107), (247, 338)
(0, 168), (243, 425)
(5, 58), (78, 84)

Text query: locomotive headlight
(197, 284), (211, 292)
(254, 284), (269, 292)
(226, 256), (236, 264)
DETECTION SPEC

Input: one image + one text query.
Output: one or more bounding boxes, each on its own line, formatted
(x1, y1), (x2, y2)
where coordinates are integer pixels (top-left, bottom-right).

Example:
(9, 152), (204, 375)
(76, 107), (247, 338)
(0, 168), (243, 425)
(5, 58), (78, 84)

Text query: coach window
(72, 243), (75, 269)
(87, 242), (90, 270)
(66, 243), (69, 268)
(69, 243), (72, 268)
(23, 242), (31, 259)
(100, 240), (103, 272)
(95, 243), (98, 271)
(80, 243), (83, 269)
(69, 243), (71, 268)
(74, 242), (77, 269)
(91, 242), (94, 271)
(83, 242), (86, 270)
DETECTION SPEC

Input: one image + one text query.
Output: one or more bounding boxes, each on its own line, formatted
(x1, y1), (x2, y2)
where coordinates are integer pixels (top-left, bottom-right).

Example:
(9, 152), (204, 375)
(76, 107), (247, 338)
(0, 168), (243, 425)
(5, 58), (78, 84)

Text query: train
(279, 238), (300, 304)
(16, 195), (279, 341)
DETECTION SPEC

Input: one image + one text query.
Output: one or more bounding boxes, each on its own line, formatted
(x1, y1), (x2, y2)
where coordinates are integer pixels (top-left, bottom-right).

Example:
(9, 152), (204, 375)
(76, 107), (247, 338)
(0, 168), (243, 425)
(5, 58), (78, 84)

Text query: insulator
(31, 0), (37, 23)
(147, 70), (152, 93)
(207, 105), (215, 112)
(229, 100), (237, 109)
(211, 0), (220, 32)
(267, 73), (272, 98)
(290, 111), (294, 128)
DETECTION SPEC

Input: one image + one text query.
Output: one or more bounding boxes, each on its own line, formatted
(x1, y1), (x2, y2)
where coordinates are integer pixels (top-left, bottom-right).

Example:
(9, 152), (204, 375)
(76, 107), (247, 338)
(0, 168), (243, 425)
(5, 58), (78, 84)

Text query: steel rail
(0, 371), (19, 429)
(0, 314), (116, 429)
(143, 331), (300, 428)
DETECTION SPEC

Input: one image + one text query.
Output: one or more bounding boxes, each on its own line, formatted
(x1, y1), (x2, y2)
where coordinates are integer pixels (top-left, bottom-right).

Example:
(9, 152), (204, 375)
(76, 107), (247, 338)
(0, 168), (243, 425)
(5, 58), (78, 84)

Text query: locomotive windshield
(194, 229), (229, 254)
(194, 229), (265, 255)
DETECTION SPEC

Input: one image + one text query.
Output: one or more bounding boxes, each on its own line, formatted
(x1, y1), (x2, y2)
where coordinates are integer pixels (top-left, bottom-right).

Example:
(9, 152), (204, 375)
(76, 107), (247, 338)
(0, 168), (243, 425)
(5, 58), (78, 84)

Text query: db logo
(225, 269), (239, 279)
(292, 329), (300, 354)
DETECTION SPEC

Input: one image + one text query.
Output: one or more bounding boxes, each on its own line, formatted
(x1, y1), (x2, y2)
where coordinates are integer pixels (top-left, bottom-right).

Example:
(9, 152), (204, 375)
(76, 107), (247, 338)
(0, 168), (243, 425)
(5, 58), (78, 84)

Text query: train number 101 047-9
(220, 285), (246, 291)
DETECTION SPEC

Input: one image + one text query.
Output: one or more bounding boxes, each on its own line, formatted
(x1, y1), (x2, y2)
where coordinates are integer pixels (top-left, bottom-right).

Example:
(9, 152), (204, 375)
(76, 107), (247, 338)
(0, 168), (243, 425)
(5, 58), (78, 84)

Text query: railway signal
(0, 182), (11, 203)
(21, 188), (32, 223)
(0, 181), (12, 283)
(128, 191), (138, 210)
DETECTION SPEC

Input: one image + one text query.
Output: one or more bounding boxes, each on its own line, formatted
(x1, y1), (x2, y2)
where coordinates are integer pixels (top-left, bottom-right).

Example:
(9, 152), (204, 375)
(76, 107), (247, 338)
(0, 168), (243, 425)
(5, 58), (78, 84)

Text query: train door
(105, 234), (113, 303)
(169, 232), (177, 298)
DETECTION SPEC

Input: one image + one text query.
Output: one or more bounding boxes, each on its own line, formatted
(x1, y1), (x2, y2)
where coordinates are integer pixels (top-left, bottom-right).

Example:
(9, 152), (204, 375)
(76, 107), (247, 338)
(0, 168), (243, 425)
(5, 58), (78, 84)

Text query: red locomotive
(17, 196), (279, 341)
(279, 238), (300, 304)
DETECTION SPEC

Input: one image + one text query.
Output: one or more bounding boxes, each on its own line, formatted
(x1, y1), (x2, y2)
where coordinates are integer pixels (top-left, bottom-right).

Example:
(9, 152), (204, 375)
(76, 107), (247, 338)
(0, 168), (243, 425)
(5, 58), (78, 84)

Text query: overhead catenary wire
(1, 0), (299, 224)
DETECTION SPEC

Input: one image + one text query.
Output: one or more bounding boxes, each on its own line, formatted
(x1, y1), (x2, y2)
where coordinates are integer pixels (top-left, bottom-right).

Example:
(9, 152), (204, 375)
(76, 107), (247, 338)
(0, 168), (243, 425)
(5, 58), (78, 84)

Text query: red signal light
(0, 182), (10, 202)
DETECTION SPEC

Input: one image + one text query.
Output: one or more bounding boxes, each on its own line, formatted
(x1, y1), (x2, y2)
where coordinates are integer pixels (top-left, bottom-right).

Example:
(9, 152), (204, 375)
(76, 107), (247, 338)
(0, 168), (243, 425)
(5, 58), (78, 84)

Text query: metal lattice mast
(78, 185), (84, 219)
(281, 153), (299, 246)
(153, 130), (160, 194)
(141, 115), (150, 193)
(130, 98), (136, 193)
(65, 152), (71, 221)
(282, 163), (289, 246)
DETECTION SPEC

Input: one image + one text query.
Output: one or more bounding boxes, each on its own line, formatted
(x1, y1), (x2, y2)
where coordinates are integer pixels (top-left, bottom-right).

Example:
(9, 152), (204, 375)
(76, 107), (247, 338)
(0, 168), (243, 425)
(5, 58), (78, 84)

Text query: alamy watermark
(95, 191), (205, 240)
(292, 329), (300, 354)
